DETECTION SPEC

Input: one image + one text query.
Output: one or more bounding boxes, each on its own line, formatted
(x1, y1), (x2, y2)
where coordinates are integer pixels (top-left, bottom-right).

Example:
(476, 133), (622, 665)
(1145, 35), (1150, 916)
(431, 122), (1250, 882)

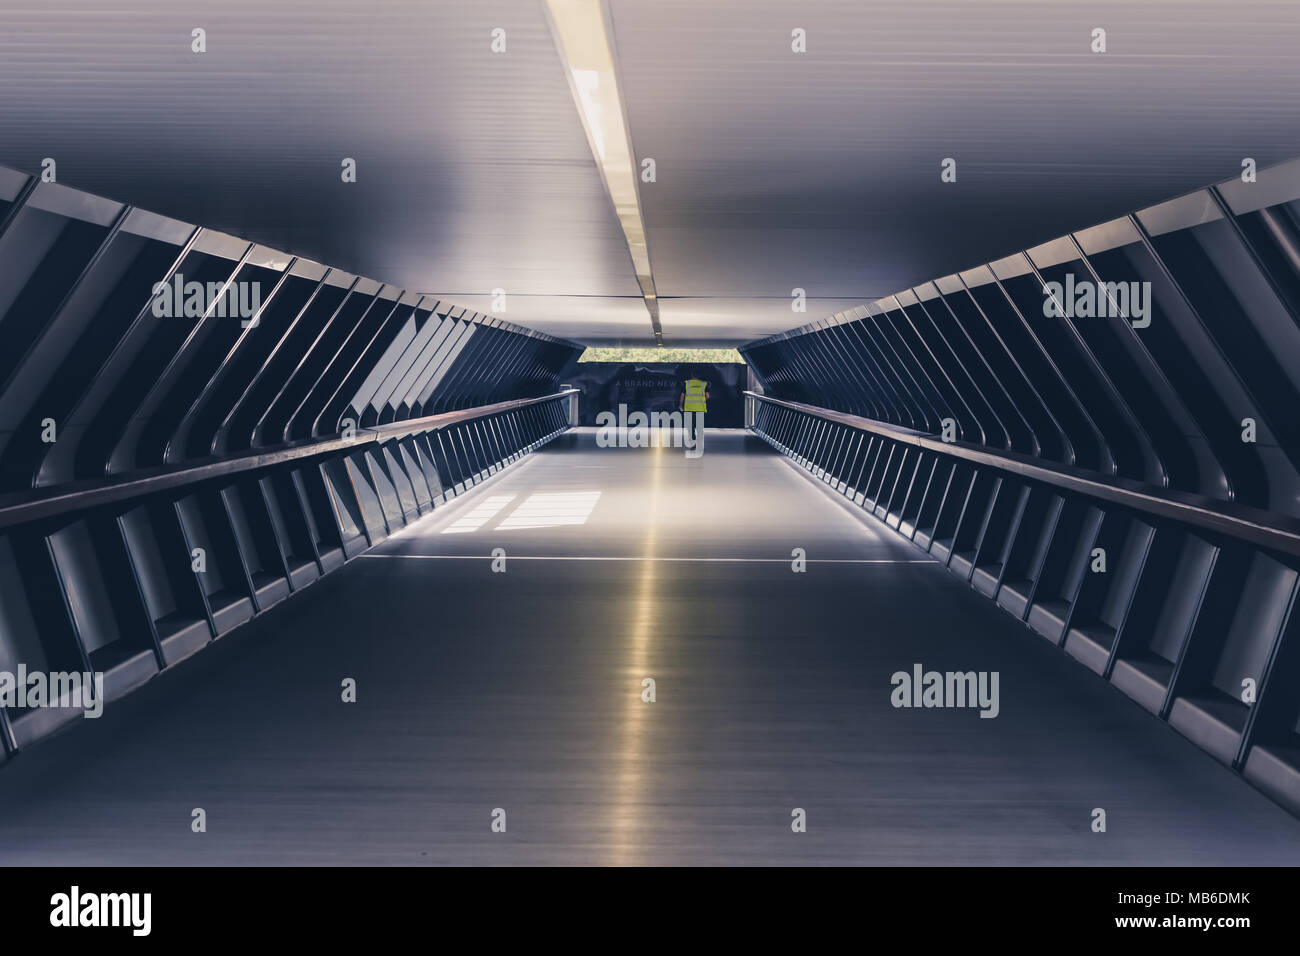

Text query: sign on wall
(563, 362), (747, 427)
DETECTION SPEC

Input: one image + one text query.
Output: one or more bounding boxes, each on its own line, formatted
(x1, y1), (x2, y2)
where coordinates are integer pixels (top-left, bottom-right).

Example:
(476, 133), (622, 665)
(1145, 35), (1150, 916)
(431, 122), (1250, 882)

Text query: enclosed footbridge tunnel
(2, 1), (1300, 866)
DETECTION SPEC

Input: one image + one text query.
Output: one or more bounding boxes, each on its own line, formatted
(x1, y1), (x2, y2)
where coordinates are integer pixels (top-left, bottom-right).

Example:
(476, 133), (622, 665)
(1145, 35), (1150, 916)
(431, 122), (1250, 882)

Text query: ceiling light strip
(543, 0), (662, 345)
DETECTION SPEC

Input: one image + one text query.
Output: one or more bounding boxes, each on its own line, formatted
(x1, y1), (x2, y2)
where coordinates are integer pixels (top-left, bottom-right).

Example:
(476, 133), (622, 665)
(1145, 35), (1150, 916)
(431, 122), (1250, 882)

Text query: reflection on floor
(1, 430), (1297, 865)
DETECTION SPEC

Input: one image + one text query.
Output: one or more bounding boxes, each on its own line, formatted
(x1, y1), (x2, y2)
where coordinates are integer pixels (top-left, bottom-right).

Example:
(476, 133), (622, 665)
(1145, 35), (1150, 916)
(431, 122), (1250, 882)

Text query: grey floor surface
(2, 429), (1297, 865)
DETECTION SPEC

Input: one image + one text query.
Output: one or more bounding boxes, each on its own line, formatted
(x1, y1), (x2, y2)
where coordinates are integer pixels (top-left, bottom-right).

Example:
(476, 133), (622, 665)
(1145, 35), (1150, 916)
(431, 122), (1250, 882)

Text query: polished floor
(1, 429), (1298, 865)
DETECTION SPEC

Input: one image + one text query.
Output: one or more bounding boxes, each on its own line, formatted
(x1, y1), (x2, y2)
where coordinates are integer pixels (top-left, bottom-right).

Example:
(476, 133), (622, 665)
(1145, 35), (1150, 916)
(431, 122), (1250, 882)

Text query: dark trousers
(687, 411), (703, 443)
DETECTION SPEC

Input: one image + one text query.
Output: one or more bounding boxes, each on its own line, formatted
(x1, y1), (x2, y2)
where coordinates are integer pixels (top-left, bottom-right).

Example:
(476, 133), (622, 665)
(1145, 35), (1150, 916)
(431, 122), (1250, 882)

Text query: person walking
(679, 370), (709, 446)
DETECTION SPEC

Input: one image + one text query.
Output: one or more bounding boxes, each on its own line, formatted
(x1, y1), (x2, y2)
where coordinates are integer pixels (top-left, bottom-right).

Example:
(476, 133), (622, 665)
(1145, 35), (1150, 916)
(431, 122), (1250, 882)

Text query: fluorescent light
(544, 0), (662, 344)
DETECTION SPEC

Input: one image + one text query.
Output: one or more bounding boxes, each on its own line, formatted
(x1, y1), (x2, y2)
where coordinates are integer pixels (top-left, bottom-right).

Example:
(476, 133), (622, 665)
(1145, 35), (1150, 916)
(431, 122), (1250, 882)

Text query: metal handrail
(746, 391), (1300, 558)
(0, 389), (578, 531)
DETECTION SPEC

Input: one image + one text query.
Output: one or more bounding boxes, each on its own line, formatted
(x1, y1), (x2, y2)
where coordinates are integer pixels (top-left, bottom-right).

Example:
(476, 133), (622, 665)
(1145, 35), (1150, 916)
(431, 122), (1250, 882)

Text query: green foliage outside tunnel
(578, 347), (746, 364)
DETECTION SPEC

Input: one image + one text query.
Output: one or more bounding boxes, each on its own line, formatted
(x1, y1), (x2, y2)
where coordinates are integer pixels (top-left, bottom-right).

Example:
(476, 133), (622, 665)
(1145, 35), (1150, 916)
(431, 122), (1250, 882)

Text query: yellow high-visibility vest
(683, 378), (708, 413)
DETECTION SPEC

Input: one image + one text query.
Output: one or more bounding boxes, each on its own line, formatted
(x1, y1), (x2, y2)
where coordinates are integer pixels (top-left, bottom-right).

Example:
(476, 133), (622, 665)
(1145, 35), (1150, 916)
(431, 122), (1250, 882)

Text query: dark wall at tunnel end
(563, 362), (748, 427)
